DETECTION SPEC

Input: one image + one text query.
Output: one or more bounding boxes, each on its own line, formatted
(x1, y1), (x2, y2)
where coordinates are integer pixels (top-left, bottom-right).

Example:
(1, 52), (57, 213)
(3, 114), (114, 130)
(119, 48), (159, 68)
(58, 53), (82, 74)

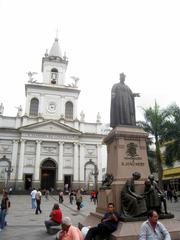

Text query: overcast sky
(0, 0), (180, 124)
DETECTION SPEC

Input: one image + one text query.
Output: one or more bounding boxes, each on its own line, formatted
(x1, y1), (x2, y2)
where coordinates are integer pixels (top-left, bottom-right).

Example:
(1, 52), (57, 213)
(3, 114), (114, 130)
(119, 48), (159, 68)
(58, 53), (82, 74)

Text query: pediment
(19, 120), (81, 135)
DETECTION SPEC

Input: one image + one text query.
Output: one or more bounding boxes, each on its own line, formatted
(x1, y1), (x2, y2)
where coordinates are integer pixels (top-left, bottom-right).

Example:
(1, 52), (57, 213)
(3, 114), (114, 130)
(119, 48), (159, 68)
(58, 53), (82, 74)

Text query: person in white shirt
(35, 189), (42, 214)
(139, 210), (171, 240)
(30, 188), (37, 209)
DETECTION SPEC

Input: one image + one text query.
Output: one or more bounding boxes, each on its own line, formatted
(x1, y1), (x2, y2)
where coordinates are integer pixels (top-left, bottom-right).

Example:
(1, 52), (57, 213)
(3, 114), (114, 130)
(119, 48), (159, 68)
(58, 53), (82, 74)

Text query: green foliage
(137, 101), (169, 186)
(146, 138), (157, 173)
(163, 104), (180, 165)
(137, 102), (180, 186)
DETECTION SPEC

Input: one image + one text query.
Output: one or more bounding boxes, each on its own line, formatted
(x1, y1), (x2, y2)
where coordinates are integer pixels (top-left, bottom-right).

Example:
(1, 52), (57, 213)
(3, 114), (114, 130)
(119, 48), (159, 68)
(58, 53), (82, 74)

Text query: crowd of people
(0, 184), (178, 239)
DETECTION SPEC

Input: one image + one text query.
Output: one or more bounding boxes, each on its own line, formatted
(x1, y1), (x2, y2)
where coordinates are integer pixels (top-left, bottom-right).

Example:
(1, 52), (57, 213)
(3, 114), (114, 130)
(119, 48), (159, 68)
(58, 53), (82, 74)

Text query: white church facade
(0, 37), (106, 192)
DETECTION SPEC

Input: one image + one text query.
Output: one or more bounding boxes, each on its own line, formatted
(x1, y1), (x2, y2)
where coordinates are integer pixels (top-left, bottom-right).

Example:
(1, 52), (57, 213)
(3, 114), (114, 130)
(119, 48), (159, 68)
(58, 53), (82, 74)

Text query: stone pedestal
(111, 219), (180, 240)
(102, 126), (150, 212)
(96, 188), (113, 213)
(82, 214), (180, 240)
(81, 126), (180, 239)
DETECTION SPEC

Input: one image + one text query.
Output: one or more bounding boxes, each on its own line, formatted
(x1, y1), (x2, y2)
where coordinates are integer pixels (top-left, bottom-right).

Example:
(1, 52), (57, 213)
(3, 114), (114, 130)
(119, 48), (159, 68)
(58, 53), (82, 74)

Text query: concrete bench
(47, 225), (61, 235)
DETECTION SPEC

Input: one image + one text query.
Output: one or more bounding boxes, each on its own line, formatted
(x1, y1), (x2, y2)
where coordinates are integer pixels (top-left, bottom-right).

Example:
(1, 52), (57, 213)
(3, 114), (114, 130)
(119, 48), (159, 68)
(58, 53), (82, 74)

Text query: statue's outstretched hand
(133, 93), (140, 97)
(137, 195), (144, 200)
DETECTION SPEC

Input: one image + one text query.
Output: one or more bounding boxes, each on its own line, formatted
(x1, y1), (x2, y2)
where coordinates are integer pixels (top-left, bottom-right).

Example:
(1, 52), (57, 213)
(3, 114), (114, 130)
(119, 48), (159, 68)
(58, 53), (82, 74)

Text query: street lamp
(91, 164), (99, 192)
(0, 155), (13, 190)
(5, 166), (13, 189)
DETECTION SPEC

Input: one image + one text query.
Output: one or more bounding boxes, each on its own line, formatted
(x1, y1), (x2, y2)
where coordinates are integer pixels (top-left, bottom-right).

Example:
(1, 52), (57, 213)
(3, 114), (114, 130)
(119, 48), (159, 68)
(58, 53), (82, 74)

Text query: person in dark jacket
(84, 202), (120, 240)
(0, 191), (10, 231)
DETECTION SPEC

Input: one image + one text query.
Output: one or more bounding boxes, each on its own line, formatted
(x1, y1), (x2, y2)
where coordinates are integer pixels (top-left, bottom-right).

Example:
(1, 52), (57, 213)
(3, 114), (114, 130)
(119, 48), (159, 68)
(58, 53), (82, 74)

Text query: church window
(29, 98), (39, 116)
(51, 68), (58, 84)
(42, 159), (56, 168)
(65, 101), (73, 120)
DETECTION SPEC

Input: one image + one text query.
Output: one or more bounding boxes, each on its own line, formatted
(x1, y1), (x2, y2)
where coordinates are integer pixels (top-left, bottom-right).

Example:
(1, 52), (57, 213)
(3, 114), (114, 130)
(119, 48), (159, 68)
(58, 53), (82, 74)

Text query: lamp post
(5, 165), (13, 190)
(0, 155), (13, 190)
(91, 164), (99, 192)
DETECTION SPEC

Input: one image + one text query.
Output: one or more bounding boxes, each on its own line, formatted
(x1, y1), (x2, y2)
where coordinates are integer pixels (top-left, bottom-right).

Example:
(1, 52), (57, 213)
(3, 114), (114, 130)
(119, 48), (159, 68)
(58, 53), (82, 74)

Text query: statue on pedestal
(15, 105), (23, 117)
(144, 174), (168, 214)
(110, 73), (140, 128)
(80, 110), (85, 122)
(96, 112), (101, 123)
(101, 173), (114, 189)
(0, 103), (4, 115)
(121, 172), (147, 217)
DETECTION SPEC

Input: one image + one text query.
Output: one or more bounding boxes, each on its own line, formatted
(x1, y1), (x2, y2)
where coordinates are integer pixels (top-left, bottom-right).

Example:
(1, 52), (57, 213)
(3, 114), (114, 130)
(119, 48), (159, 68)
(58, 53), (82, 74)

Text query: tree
(163, 104), (180, 166)
(146, 138), (157, 173)
(137, 101), (169, 187)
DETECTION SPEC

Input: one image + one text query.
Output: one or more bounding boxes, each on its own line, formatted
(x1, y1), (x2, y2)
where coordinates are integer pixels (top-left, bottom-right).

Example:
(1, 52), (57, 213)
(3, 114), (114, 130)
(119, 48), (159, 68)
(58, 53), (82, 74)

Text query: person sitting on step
(45, 203), (62, 233)
(84, 202), (120, 240)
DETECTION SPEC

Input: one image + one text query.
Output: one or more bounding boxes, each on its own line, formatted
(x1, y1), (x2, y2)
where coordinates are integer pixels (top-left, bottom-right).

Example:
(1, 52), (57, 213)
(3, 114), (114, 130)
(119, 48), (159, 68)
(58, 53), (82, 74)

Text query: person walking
(90, 191), (95, 203)
(45, 189), (49, 200)
(59, 190), (64, 204)
(75, 189), (82, 210)
(139, 210), (171, 240)
(69, 191), (74, 205)
(95, 190), (98, 204)
(35, 189), (42, 214)
(0, 191), (10, 231)
(172, 189), (178, 202)
(30, 188), (37, 209)
(44, 203), (62, 233)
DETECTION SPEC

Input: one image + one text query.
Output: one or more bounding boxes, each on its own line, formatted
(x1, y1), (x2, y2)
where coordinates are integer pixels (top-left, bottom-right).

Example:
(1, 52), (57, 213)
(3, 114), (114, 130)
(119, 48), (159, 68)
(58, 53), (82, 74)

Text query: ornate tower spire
(41, 35), (68, 86)
(49, 37), (62, 58)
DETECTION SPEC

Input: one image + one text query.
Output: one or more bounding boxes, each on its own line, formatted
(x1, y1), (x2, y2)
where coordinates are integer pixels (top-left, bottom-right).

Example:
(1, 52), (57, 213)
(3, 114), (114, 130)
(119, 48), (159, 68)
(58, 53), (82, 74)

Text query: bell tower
(25, 36), (80, 120)
(41, 37), (68, 86)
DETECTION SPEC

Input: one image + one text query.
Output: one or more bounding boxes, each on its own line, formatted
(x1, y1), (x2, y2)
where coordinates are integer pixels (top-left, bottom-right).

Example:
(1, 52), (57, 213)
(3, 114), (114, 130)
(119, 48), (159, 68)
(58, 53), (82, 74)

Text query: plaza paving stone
(0, 194), (180, 239)
(0, 194), (96, 240)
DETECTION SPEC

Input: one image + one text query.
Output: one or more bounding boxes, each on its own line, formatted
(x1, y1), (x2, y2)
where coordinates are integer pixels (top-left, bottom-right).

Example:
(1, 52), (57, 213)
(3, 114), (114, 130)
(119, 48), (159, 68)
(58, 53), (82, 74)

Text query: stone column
(61, 97), (65, 117)
(39, 95), (44, 116)
(58, 142), (64, 181)
(74, 97), (78, 119)
(25, 95), (30, 115)
(34, 140), (41, 181)
(17, 139), (25, 180)
(97, 144), (102, 181)
(79, 144), (85, 181)
(11, 140), (19, 180)
(73, 143), (79, 181)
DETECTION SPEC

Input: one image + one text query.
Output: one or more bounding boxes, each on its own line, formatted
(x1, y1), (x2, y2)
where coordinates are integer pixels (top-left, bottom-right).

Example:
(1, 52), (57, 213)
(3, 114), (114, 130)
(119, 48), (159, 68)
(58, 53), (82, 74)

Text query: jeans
(0, 209), (7, 229)
(35, 199), (41, 214)
(76, 201), (81, 210)
(59, 196), (64, 203)
(44, 219), (60, 231)
(31, 198), (36, 209)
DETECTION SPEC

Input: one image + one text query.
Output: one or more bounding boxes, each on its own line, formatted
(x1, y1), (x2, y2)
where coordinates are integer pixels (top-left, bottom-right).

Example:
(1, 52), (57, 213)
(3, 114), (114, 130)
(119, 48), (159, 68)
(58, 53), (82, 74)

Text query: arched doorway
(84, 159), (96, 192)
(41, 158), (57, 190)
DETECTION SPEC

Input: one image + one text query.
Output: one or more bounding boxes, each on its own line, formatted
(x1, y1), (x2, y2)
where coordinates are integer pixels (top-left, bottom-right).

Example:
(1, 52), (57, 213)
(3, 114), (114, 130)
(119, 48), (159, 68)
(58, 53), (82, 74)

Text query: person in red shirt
(90, 191), (95, 202)
(45, 203), (62, 232)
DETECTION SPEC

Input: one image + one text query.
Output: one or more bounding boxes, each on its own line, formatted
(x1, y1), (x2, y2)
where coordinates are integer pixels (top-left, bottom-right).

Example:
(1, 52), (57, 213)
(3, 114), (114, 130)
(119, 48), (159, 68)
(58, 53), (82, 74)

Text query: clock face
(48, 102), (56, 113)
